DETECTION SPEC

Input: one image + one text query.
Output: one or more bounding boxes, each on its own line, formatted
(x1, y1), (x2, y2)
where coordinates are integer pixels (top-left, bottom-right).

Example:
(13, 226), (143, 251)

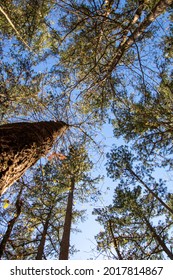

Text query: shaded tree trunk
(0, 121), (68, 195)
(142, 214), (173, 260)
(35, 208), (52, 260)
(59, 177), (75, 260)
(0, 186), (23, 259)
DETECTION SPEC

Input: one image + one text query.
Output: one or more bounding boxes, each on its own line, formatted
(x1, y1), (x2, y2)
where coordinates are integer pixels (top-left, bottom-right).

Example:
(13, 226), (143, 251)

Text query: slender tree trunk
(35, 209), (52, 260)
(59, 177), (75, 260)
(105, 0), (173, 78)
(119, 1), (146, 46)
(142, 214), (173, 260)
(128, 167), (173, 215)
(108, 220), (123, 260)
(0, 121), (68, 195)
(0, 186), (23, 259)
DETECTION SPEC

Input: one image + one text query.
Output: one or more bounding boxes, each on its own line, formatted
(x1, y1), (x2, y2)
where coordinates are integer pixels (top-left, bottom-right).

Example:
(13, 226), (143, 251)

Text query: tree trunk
(0, 186), (23, 259)
(128, 167), (173, 215)
(105, 0), (173, 77)
(35, 209), (52, 260)
(142, 214), (173, 260)
(0, 121), (68, 196)
(59, 177), (75, 260)
(108, 220), (123, 260)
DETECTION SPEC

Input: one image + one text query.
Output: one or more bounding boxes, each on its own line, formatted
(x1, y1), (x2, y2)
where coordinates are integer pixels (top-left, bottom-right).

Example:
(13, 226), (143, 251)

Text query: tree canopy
(0, 0), (173, 259)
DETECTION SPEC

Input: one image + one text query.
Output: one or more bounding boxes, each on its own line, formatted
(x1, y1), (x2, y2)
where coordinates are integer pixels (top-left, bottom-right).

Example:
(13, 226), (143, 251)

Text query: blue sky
(1, 0), (173, 260)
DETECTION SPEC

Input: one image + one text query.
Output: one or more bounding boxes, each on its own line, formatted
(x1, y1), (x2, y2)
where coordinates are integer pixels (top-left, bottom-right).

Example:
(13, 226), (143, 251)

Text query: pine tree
(94, 185), (173, 259)
(35, 207), (53, 260)
(0, 121), (68, 195)
(0, 184), (23, 259)
(59, 177), (75, 260)
(59, 145), (100, 259)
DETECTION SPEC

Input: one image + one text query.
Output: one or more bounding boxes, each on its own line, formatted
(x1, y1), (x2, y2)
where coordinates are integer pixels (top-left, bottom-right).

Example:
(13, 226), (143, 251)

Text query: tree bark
(59, 177), (75, 260)
(35, 208), (52, 260)
(0, 186), (23, 259)
(0, 121), (68, 196)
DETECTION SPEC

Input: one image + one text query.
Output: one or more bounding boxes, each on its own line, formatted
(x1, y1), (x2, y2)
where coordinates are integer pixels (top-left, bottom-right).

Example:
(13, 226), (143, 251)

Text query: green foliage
(1, 0), (173, 260)
(163, 9), (173, 58)
(0, 143), (100, 259)
(0, 0), (57, 50)
(94, 185), (173, 259)
(111, 71), (173, 168)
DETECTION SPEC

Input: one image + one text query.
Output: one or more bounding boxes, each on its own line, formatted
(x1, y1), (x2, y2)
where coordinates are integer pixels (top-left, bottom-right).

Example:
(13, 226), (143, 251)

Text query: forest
(0, 0), (173, 260)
